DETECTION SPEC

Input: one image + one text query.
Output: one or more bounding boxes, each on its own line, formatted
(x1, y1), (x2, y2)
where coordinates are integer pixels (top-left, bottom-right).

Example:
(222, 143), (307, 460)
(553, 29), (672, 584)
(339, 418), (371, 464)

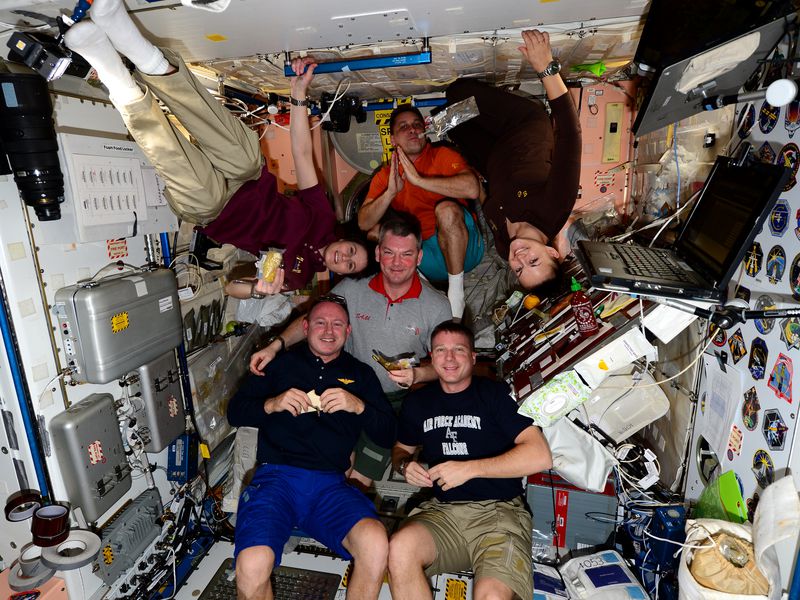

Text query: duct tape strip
(31, 503), (70, 547)
(4, 489), (42, 522)
(8, 542), (56, 591)
(41, 529), (102, 571)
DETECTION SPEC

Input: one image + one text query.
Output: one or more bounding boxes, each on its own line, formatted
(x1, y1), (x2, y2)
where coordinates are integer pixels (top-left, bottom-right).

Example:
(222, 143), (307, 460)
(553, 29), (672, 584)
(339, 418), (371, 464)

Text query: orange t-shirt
(367, 144), (469, 239)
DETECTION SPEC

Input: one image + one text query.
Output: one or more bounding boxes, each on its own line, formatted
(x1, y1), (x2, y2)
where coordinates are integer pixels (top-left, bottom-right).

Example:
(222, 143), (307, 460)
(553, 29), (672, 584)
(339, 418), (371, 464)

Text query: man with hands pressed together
(388, 321), (551, 600)
(227, 296), (396, 600)
(358, 105), (484, 319)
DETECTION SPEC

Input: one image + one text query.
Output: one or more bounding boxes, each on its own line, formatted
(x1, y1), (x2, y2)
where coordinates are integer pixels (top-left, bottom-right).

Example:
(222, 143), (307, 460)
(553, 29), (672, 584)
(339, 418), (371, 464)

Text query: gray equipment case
(53, 267), (182, 383)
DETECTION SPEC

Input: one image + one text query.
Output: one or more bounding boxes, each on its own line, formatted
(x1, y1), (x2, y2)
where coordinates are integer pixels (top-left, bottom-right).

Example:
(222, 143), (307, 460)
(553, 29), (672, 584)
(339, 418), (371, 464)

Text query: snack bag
(256, 249), (284, 283)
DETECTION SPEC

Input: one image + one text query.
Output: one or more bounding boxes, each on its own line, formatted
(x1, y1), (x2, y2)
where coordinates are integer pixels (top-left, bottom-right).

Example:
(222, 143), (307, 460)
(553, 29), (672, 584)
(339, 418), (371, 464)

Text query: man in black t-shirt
(388, 321), (552, 600)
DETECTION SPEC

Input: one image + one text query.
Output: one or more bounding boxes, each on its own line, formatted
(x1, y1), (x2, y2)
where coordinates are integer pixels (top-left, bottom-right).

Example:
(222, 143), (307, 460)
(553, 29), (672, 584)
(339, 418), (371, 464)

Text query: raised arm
(289, 57), (318, 190)
(428, 426), (552, 491)
(518, 29), (568, 102)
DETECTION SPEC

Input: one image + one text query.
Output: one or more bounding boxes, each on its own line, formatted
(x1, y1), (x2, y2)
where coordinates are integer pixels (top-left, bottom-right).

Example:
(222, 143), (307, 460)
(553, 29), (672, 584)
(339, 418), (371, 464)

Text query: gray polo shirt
(332, 273), (452, 393)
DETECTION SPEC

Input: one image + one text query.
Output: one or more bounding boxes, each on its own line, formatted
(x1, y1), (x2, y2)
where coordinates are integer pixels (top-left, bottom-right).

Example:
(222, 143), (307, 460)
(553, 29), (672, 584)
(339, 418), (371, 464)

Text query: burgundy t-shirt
(200, 167), (336, 291)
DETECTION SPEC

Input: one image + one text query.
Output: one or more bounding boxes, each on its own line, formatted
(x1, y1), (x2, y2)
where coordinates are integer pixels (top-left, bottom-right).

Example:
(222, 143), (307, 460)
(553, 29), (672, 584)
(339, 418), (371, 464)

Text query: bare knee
(235, 546), (274, 594)
(388, 526), (428, 575)
(347, 518), (389, 573)
(434, 201), (465, 230)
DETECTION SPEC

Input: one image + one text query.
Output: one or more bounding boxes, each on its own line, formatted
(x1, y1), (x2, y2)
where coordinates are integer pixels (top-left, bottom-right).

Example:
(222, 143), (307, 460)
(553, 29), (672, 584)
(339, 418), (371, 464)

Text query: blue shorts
(234, 463), (378, 565)
(419, 207), (485, 281)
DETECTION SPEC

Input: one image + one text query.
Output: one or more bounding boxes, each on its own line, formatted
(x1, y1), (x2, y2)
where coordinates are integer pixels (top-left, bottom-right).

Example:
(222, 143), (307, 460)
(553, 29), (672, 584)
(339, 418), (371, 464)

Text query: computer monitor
(633, 1), (796, 136)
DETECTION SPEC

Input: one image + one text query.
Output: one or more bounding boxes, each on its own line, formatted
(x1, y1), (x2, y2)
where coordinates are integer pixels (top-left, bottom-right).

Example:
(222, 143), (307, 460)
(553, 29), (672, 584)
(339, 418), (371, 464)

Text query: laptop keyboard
(616, 245), (688, 281)
(199, 558), (342, 600)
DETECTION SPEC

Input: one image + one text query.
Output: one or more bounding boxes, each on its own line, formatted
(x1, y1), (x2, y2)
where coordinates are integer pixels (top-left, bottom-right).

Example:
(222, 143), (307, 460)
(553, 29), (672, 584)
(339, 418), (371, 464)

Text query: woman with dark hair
(64, 0), (369, 295)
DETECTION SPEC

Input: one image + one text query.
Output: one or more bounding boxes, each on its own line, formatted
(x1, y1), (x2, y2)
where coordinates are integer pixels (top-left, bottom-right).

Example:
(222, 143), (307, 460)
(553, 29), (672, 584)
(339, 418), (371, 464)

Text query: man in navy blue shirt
(388, 321), (551, 600)
(228, 296), (396, 600)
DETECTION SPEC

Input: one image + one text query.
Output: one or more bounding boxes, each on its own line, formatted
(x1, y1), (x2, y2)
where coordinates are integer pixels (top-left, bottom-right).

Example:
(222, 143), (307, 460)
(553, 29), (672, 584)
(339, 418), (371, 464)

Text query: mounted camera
(0, 73), (65, 221)
(320, 92), (366, 133)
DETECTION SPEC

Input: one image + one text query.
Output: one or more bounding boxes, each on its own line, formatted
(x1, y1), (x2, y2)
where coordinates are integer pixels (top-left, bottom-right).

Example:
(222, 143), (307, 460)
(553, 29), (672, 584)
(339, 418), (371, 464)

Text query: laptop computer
(574, 156), (790, 302)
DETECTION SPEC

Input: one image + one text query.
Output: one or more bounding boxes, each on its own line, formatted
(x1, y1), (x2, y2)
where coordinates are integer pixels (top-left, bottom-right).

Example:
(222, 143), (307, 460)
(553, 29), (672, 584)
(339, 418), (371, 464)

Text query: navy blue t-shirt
(227, 343), (396, 472)
(397, 377), (535, 502)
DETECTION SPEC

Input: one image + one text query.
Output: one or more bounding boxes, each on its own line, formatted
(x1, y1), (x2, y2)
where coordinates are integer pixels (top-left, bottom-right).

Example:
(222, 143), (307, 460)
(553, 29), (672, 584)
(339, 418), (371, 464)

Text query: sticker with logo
(759, 100), (779, 133)
(758, 141), (777, 164)
(710, 326), (727, 347)
(728, 328), (747, 364)
(752, 449), (775, 489)
(769, 199), (789, 236)
(796, 208), (800, 240)
(742, 386), (761, 431)
(734, 286), (751, 303)
(726, 424), (743, 461)
(779, 317), (800, 351)
(762, 409), (788, 451)
(778, 142), (800, 190)
(744, 242), (763, 277)
(748, 338), (768, 380)
(785, 99), (800, 138)
(739, 103), (756, 138)
(766, 245), (786, 284)
(88, 440), (106, 464)
(790, 253), (800, 300)
(754, 295), (776, 334)
(767, 353), (792, 403)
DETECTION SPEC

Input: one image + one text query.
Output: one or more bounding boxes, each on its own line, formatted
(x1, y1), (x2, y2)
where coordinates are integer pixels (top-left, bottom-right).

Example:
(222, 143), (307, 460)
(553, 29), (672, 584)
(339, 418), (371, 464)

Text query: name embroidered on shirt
(292, 256), (304, 273)
(356, 313), (371, 320)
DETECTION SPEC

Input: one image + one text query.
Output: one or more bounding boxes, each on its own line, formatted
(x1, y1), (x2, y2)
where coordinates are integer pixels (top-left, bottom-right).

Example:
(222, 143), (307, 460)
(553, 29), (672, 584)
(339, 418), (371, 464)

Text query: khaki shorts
(403, 496), (533, 600)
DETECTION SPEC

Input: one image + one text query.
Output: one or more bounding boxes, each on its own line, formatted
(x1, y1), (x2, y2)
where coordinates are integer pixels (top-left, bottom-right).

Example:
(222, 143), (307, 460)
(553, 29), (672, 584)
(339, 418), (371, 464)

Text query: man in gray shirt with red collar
(250, 212), (452, 486)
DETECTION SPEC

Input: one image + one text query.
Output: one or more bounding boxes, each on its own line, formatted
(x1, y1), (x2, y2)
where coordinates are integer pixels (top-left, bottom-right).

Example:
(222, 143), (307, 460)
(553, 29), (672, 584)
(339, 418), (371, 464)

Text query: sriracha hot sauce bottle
(570, 277), (599, 337)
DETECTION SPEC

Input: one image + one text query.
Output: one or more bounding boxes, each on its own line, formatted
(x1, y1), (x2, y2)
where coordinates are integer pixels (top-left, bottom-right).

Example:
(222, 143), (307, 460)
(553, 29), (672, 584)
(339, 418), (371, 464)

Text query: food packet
(256, 248), (285, 283)
(371, 349), (419, 372)
(425, 96), (479, 139)
(301, 390), (322, 415)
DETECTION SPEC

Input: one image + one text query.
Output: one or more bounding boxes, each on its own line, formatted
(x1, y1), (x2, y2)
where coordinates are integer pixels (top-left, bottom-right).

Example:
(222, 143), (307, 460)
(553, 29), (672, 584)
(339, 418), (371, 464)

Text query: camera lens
(0, 73), (64, 221)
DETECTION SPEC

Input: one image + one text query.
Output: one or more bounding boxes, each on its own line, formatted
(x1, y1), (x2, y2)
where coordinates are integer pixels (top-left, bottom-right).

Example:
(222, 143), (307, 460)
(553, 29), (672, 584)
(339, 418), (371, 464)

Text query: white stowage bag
(678, 476), (800, 600)
(235, 293), (292, 328)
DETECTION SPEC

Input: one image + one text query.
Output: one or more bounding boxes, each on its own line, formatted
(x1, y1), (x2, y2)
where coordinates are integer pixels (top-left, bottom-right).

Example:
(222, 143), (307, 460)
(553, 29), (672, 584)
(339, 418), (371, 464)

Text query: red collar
(369, 272), (422, 303)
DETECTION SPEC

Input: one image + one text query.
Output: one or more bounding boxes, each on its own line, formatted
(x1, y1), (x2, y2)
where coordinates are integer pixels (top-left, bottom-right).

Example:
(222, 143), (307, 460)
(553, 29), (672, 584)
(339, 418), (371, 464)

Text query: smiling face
(303, 301), (351, 362)
(508, 237), (560, 290)
(390, 111), (427, 157)
(431, 330), (476, 393)
(323, 240), (368, 275)
(376, 231), (422, 290)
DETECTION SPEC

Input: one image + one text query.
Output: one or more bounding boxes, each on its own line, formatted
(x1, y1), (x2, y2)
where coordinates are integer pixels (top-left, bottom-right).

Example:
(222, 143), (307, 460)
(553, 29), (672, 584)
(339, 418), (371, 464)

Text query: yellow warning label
(111, 312), (129, 333)
(374, 97), (415, 164)
(341, 563), (353, 587)
(375, 109), (394, 165)
(206, 33), (227, 42)
(200, 443), (211, 459)
(445, 578), (468, 600)
(102, 545), (114, 564)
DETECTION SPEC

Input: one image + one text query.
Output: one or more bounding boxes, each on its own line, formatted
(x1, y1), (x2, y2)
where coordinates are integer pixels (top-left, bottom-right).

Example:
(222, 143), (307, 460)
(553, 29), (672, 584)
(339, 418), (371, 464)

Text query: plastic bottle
(570, 277), (599, 337)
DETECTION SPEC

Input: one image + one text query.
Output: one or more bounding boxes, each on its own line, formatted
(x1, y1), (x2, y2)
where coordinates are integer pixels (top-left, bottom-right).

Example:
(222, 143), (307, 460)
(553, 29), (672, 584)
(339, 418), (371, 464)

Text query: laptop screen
(675, 157), (789, 285)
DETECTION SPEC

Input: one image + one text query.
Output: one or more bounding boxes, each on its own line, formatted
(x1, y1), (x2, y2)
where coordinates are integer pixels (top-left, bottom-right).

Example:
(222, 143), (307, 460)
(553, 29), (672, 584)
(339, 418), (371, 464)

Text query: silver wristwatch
(536, 59), (561, 79)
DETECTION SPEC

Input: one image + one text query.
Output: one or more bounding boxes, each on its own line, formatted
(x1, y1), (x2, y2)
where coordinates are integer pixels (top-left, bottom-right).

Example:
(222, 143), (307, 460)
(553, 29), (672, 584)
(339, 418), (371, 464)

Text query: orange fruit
(523, 294), (540, 310)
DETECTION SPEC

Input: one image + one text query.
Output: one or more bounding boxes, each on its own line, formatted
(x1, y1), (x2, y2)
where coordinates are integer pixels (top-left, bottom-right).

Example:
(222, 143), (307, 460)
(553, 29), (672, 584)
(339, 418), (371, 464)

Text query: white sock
(89, 0), (170, 75)
(447, 272), (465, 319)
(64, 21), (144, 105)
